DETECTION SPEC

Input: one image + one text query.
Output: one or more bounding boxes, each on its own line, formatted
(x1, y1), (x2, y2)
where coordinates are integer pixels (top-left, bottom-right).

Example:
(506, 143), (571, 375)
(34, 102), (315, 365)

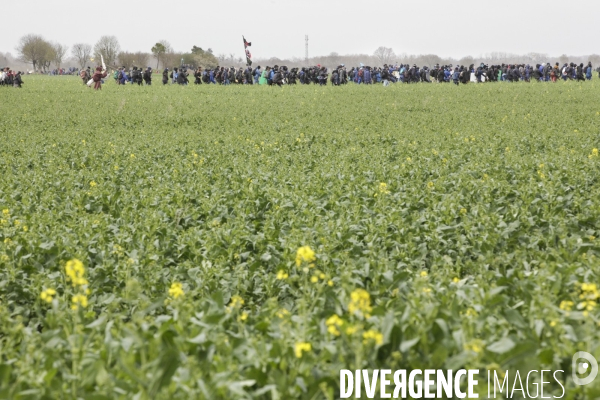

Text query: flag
(243, 36), (252, 66)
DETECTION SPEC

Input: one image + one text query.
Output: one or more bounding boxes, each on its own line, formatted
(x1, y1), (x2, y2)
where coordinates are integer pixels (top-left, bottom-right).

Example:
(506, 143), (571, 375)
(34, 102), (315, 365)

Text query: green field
(1, 75), (600, 399)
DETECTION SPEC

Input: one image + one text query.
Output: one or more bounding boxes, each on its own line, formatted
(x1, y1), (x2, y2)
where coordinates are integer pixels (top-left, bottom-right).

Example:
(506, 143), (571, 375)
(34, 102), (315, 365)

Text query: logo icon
(572, 351), (598, 386)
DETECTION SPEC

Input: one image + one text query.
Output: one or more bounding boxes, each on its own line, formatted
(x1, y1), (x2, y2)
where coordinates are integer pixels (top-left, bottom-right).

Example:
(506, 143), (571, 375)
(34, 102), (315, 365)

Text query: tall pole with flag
(243, 36), (252, 66)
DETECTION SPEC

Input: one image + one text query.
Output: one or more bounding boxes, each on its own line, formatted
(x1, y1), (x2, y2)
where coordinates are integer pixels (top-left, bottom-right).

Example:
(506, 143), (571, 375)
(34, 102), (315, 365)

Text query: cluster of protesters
(8, 59), (595, 89)
(99, 61), (597, 87)
(0, 68), (24, 87)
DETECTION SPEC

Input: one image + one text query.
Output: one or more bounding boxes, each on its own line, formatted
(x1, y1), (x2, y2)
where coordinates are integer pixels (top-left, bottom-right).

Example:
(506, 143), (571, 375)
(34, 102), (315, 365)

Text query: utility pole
(305, 35), (309, 64)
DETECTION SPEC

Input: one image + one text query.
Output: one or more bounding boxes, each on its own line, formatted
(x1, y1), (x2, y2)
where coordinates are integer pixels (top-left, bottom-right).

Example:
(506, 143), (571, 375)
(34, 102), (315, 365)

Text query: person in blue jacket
(452, 67), (459, 85)
(363, 67), (371, 84)
(586, 62), (593, 80)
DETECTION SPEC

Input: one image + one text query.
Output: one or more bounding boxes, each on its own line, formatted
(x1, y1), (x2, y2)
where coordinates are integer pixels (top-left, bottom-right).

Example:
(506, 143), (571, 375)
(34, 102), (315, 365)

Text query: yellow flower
(295, 246), (316, 267)
(363, 329), (383, 345)
(71, 294), (88, 310)
(420, 271), (428, 277)
(327, 280), (334, 287)
(0, 219), (6, 225)
(168, 282), (184, 299)
(229, 295), (244, 308)
(326, 314), (344, 336)
(14, 220), (20, 226)
(378, 182), (390, 194)
(294, 342), (311, 358)
(276, 308), (290, 318)
(463, 308), (477, 317)
(427, 181), (434, 189)
(2, 209), (9, 216)
(348, 288), (372, 317)
(453, 277), (460, 283)
(22, 225), (28, 232)
(559, 300), (574, 311)
(310, 276), (318, 283)
(464, 339), (484, 353)
(592, 148), (599, 157)
(130, 154), (135, 159)
(238, 311), (248, 322)
(89, 181), (97, 187)
(276, 270), (289, 280)
(460, 208), (467, 215)
(65, 259), (88, 287)
(40, 288), (56, 303)
(3, 238), (12, 245)
(345, 325), (358, 335)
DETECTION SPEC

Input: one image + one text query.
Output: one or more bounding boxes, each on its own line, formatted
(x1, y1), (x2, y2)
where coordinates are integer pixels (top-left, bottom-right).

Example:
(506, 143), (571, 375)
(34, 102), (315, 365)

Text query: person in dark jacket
(162, 68), (169, 84)
(177, 68), (188, 85)
(13, 71), (23, 88)
(143, 67), (152, 85)
(194, 67), (202, 84)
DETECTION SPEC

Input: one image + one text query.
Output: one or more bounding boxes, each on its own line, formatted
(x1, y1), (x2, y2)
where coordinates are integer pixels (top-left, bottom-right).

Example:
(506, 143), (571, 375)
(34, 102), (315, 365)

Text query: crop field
(1, 75), (600, 399)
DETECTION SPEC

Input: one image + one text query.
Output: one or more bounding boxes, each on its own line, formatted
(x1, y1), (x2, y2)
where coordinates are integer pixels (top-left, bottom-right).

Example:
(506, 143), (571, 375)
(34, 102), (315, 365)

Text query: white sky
(2, 0), (599, 60)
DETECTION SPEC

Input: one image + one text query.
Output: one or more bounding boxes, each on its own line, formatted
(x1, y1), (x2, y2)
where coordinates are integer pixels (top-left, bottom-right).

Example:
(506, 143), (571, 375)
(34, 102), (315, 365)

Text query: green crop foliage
(1, 76), (600, 399)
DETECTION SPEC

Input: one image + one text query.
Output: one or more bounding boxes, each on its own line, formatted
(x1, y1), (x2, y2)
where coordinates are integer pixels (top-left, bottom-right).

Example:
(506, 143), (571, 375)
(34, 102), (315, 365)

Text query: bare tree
(151, 40), (171, 69)
(72, 43), (92, 69)
(16, 34), (50, 71)
(40, 44), (56, 71)
(373, 47), (395, 65)
(52, 43), (68, 69)
(94, 36), (120, 67)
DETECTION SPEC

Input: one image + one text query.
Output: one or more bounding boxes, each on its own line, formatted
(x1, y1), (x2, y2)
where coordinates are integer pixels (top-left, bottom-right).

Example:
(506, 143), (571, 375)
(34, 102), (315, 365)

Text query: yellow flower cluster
(294, 342), (311, 358)
(464, 339), (485, 353)
(348, 288), (372, 318)
(326, 314), (344, 336)
(537, 164), (545, 180)
(65, 259), (88, 287)
(578, 283), (599, 316)
(65, 259), (90, 310)
(363, 329), (383, 345)
(589, 148), (598, 159)
(427, 181), (434, 189)
(72, 294), (88, 310)
(276, 270), (288, 280)
(89, 181), (97, 187)
(295, 246), (316, 267)
(2, 209), (9, 216)
(559, 300), (574, 311)
(168, 282), (184, 299)
(276, 308), (290, 319)
(229, 295), (244, 308)
(40, 288), (56, 303)
(378, 182), (390, 194)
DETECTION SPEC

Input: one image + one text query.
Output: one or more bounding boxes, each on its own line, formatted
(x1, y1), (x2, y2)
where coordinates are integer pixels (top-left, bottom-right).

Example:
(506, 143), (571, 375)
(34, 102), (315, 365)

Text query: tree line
(9, 34), (600, 73)
(13, 34), (219, 72)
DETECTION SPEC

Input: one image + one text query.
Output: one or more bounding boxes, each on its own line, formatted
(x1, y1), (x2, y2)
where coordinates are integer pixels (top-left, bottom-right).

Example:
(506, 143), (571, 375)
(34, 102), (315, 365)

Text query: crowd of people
(3, 60), (598, 89)
(0, 68), (24, 87)
(97, 61), (598, 87)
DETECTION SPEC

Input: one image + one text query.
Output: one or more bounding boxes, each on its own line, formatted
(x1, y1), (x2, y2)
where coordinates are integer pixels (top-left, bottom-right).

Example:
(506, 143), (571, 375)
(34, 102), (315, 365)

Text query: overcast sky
(2, 0), (599, 60)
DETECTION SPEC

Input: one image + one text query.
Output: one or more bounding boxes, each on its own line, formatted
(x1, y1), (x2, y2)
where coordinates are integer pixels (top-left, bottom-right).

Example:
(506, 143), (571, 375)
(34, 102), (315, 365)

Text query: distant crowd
(83, 61), (598, 87)
(0, 68), (24, 87)
(3, 61), (598, 89)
